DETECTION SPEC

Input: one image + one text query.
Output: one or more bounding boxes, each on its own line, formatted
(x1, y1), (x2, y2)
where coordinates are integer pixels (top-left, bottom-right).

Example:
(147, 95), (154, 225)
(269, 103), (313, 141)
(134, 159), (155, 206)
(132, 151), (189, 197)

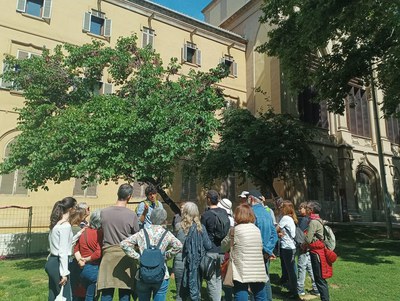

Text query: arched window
(0, 141), (28, 195)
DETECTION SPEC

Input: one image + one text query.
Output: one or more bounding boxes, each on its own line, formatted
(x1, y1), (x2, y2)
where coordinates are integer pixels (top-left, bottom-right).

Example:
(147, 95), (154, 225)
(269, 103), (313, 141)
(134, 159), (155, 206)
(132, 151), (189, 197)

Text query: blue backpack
(139, 228), (169, 283)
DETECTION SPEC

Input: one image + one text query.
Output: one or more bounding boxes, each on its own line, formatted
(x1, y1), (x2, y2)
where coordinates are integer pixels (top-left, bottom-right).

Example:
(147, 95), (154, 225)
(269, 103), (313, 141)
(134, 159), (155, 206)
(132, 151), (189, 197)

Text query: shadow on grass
(331, 225), (400, 265)
(13, 257), (47, 271)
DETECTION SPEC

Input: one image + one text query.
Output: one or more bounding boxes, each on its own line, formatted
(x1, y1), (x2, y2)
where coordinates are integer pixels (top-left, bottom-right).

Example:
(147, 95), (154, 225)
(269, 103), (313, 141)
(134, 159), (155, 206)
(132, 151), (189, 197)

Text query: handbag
(55, 285), (66, 301)
(200, 254), (216, 281)
(222, 228), (234, 287)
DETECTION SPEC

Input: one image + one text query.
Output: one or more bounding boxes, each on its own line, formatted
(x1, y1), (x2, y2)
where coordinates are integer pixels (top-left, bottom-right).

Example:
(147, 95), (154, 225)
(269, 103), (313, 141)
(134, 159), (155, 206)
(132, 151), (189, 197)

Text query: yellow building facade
(0, 0), (247, 233)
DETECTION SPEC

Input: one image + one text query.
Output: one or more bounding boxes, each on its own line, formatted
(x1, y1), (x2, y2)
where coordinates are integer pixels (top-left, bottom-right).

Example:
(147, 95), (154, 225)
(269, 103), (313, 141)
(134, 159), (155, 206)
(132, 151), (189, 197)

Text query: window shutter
(232, 61), (238, 77)
(148, 33), (154, 48)
(182, 45), (188, 62)
(142, 31), (148, 48)
(42, 0), (52, 19)
(17, 50), (29, 60)
(16, 0), (26, 12)
(1, 63), (13, 89)
(83, 12), (91, 32)
(86, 184), (97, 197)
(196, 49), (202, 66)
(104, 19), (112, 37)
(73, 178), (85, 196)
(14, 170), (28, 195)
(103, 83), (112, 95)
(0, 173), (15, 194)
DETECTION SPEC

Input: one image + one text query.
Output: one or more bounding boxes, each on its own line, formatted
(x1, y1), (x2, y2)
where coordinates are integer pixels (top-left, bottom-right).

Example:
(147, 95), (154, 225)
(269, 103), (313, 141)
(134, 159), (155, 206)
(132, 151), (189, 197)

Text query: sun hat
(218, 198), (233, 215)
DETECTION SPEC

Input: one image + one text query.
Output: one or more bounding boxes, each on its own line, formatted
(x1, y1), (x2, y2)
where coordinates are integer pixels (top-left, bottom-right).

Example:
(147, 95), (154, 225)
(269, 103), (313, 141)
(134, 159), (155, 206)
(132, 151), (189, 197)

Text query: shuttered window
(182, 43), (201, 66)
(220, 55), (237, 77)
(0, 141), (28, 195)
(73, 178), (97, 197)
(83, 10), (112, 38)
(16, 0), (52, 19)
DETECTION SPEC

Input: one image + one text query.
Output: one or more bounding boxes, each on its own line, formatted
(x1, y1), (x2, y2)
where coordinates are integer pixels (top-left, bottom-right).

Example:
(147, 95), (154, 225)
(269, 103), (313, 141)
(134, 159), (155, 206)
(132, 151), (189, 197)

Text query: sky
(148, 0), (211, 21)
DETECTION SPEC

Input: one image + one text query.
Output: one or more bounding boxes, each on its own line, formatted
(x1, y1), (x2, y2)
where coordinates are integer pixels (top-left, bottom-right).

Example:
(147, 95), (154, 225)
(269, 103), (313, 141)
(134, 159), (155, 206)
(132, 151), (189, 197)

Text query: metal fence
(0, 201), (182, 258)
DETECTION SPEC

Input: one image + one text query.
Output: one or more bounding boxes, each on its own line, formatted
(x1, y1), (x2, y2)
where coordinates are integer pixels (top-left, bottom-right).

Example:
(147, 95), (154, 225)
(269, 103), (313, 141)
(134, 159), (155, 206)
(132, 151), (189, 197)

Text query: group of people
(45, 184), (333, 301)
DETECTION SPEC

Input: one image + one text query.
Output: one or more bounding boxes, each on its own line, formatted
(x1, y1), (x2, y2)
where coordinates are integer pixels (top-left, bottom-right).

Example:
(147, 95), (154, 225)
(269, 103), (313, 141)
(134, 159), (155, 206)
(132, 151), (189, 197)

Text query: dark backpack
(139, 228), (168, 284)
(210, 210), (230, 240)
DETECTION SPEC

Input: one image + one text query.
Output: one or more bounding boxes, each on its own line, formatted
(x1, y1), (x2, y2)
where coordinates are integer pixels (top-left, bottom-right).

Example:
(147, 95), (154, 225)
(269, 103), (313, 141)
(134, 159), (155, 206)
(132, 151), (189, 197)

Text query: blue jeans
(297, 252), (318, 294)
(136, 278), (169, 301)
(100, 288), (131, 301)
(80, 264), (99, 301)
(280, 248), (297, 295)
(264, 259), (273, 301)
(233, 281), (266, 301)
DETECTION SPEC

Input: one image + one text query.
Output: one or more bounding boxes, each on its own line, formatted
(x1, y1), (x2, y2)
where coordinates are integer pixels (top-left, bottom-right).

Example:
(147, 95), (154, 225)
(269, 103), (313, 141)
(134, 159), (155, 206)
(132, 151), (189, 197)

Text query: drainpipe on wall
(370, 73), (393, 239)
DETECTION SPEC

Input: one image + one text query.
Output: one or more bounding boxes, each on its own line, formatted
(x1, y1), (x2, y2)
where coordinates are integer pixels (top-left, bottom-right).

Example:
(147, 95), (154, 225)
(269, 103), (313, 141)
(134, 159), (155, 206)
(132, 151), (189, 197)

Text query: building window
(133, 182), (146, 199)
(1, 50), (40, 90)
(93, 82), (113, 96)
(182, 43), (201, 66)
(0, 62), (13, 89)
(298, 87), (328, 129)
(16, 0), (52, 19)
(221, 55), (238, 77)
(181, 174), (197, 202)
(73, 178), (97, 197)
(386, 113), (400, 144)
(83, 11), (112, 38)
(0, 141), (28, 195)
(346, 86), (371, 138)
(142, 27), (155, 48)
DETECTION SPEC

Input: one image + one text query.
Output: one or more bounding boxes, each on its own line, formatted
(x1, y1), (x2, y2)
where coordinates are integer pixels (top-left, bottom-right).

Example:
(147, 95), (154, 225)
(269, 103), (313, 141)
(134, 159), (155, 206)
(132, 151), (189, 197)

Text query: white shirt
(278, 215), (296, 250)
(49, 222), (73, 276)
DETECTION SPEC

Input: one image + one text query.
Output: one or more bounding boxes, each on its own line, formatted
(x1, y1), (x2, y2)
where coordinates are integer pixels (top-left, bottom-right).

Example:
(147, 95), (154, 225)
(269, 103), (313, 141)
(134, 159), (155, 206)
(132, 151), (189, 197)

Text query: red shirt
(74, 228), (103, 264)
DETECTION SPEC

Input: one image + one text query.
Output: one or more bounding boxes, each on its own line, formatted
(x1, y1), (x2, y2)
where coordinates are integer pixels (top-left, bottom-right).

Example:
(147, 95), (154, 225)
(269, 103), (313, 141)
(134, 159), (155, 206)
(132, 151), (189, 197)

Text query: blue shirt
(252, 203), (278, 255)
(136, 199), (164, 227)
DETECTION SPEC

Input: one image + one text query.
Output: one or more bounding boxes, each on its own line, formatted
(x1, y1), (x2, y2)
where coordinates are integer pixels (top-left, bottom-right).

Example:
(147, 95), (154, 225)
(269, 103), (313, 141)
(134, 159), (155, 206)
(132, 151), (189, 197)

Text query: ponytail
(49, 197), (77, 230)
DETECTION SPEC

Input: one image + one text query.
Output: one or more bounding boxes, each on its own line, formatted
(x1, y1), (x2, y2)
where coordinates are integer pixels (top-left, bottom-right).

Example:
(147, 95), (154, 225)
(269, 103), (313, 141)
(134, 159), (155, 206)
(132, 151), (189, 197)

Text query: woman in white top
(45, 197), (77, 301)
(277, 201), (299, 299)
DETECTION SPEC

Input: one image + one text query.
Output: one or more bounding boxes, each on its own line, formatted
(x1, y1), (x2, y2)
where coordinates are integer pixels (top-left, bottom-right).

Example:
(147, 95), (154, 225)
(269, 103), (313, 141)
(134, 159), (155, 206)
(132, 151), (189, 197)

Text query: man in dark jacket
(201, 190), (230, 301)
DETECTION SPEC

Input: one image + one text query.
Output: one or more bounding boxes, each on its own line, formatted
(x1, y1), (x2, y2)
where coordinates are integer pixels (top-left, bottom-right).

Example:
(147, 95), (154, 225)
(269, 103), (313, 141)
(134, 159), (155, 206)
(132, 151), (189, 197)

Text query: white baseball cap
(238, 191), (249, 198)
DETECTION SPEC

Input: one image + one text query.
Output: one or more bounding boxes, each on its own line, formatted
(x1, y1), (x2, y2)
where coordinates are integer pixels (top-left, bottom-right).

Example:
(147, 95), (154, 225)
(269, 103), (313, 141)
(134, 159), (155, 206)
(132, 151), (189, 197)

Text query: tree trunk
(156, 187), (181, 215)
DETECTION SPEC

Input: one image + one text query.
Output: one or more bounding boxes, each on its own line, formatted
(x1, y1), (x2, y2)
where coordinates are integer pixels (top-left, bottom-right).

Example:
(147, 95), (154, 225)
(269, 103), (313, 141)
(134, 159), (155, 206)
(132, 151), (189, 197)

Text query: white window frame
(182, 42), (201, 66)
(83, 10), (112, 38)
(16, 0), (52, 19)
(142, 27), (155, 48)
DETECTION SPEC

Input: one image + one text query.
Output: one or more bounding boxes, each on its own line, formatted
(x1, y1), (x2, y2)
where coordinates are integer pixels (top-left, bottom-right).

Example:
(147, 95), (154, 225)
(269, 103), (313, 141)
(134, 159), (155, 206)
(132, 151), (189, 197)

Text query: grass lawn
(0, 224), (399, 301)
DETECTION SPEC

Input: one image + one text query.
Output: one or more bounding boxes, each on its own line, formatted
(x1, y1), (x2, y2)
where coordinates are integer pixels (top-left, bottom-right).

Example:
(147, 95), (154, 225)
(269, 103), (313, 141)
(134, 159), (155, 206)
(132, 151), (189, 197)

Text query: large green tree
(199, 108), (338, 197)
(0, 35), (229, 212)
(257, 0), (400, 115)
